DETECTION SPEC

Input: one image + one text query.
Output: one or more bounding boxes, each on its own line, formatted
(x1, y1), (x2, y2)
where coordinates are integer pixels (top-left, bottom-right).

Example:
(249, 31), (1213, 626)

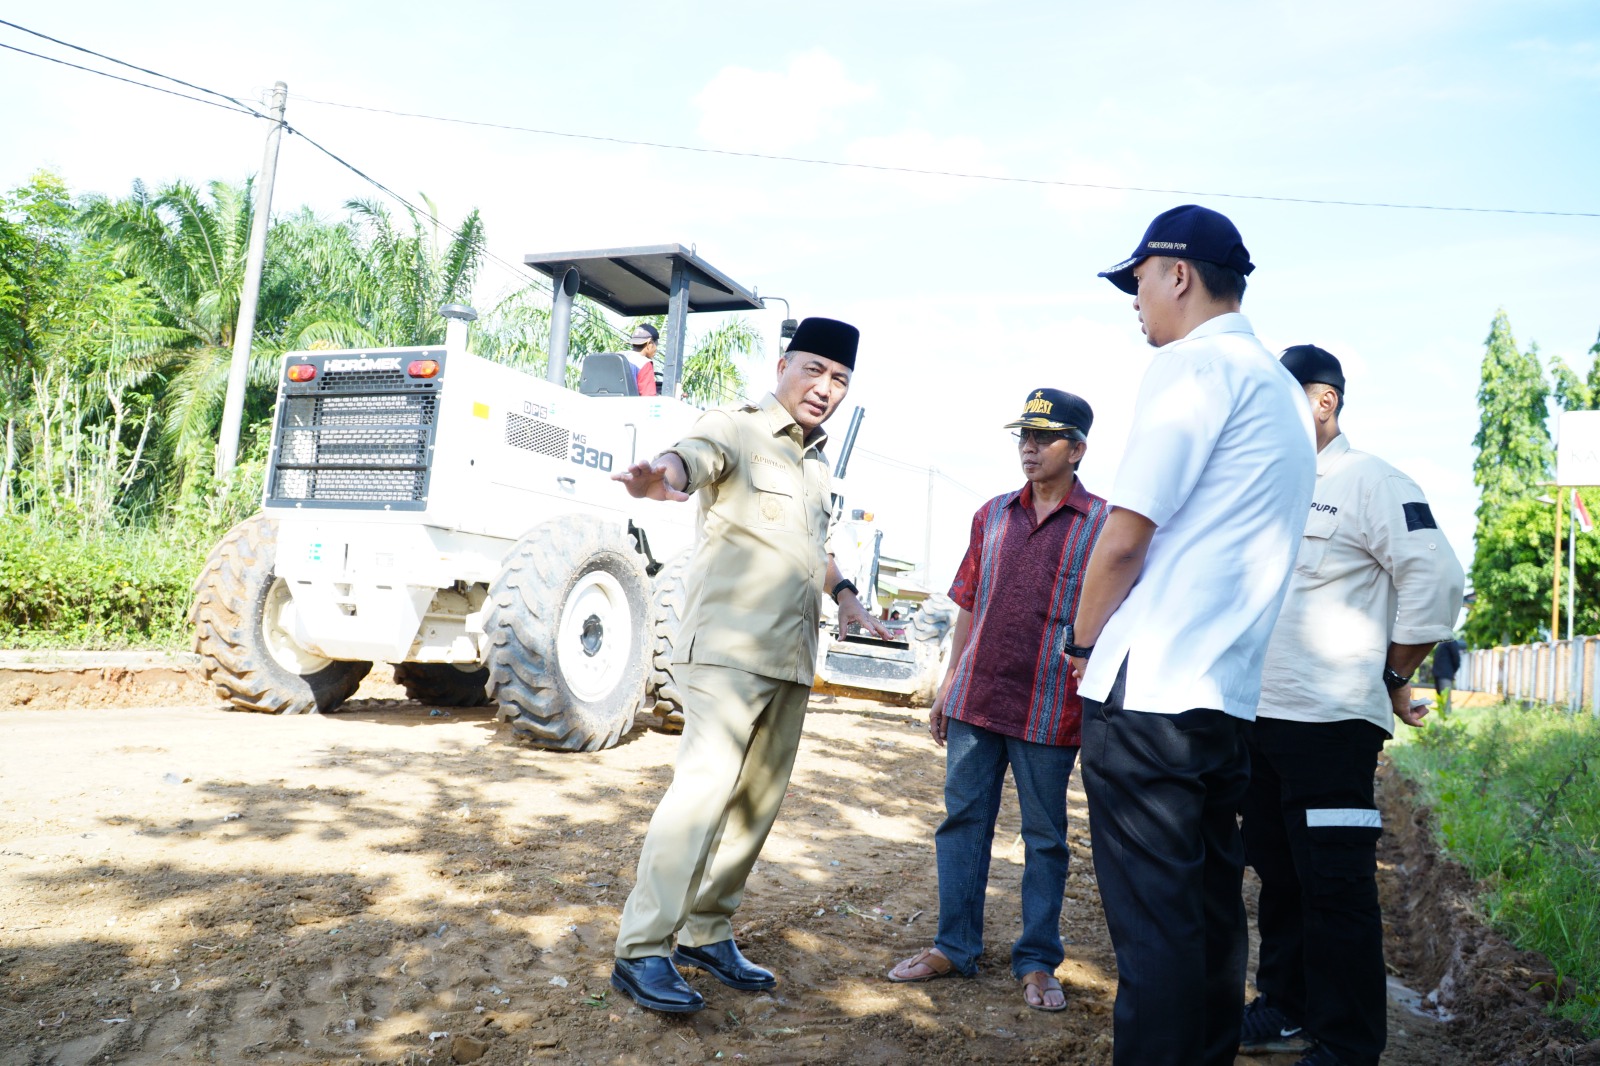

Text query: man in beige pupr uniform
(608, 316), (888, 1013)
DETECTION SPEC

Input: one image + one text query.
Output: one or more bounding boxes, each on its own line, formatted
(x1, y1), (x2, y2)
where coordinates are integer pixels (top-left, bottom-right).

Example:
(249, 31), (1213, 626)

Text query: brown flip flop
(887, 947), (959, 983)
(1022, 970), (1067, 1012)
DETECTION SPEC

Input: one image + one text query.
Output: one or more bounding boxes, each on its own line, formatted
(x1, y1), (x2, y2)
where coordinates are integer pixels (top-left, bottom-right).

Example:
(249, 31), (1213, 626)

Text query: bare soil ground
(1, 669), (1595, 1065)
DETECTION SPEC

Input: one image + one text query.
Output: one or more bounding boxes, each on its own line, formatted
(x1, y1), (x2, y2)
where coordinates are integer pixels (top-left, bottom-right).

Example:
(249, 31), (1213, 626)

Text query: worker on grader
(608, 316), (891, 1013)
(624, 322), (661, 395)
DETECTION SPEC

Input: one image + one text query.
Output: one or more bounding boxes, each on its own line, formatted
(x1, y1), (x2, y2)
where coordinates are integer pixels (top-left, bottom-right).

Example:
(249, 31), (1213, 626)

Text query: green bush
(0, 446), (265, 649)
(0, 516), (210, 648)
(1391, 703), (1600, 1035)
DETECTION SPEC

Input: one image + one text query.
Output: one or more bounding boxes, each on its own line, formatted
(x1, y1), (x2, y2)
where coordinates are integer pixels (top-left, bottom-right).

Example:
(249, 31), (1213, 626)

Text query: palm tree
(680, 317), (760, 406)
(78, 179), (289, 495)
(341, 195), (484, 346)
(80, 183), (488, 497)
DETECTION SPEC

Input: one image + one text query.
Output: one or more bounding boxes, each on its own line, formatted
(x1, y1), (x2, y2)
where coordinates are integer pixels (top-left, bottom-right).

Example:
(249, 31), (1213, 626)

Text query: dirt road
(0, 679), (1591, 1065)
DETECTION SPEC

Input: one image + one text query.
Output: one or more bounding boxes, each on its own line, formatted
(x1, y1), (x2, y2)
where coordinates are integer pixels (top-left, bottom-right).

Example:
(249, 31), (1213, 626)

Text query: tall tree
(0, 173), (76, 513)
(1466, 311), (1557, 645)
(1472, 311), (1553, 520)
(1, 173), (180, 518)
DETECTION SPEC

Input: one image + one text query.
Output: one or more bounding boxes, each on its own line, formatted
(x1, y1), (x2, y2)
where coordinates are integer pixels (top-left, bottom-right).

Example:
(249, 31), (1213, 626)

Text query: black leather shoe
(672, 939), (777, 991)
(610, 956), (705, 1013)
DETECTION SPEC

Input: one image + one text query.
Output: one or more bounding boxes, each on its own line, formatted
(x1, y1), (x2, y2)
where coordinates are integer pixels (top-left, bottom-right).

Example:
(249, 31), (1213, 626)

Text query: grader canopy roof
(521, 244), (762, 316)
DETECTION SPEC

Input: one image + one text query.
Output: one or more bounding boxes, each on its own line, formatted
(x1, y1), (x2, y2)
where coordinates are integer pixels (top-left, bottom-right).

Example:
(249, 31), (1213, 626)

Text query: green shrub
(0, 516), (209, 648)
(1391, 703), (1600, 1035)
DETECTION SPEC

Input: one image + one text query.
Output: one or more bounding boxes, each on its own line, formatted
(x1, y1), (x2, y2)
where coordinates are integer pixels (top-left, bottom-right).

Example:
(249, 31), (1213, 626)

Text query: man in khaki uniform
(609, 316), (889, 1013)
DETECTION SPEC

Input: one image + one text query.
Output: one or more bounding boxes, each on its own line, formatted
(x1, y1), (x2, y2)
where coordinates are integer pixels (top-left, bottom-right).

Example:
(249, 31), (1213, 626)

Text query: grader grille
(265, 355), (443, 511)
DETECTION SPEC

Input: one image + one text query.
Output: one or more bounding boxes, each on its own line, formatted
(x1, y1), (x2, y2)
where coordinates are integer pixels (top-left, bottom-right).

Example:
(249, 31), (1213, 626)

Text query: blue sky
(3, 1), (1597, 590)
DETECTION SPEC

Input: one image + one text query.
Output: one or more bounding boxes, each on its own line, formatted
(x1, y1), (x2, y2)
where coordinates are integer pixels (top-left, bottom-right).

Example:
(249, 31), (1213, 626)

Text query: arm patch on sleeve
(1403, 502), (1438, 531)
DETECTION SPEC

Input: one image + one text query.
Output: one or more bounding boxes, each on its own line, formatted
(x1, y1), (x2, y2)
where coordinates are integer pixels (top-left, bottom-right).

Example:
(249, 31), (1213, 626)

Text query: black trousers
(1240, 716), (1387, 1066)
(1080, 669), (1251, 1066)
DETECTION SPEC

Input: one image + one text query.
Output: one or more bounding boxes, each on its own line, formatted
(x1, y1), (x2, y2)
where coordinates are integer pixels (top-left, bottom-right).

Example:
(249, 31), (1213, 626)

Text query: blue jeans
(933, 717), (1079, 978)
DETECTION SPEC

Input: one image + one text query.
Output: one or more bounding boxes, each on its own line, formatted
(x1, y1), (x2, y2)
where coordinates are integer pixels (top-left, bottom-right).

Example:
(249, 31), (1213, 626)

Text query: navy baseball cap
(1280, 344), (1346, 393)
(1098, 205), (1256, 295)
(1003, 388), (1093, 440)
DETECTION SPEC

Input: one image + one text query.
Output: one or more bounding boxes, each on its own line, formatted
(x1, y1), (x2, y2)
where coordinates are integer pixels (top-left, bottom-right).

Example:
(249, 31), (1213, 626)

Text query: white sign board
(1557, 410), (1600, 486)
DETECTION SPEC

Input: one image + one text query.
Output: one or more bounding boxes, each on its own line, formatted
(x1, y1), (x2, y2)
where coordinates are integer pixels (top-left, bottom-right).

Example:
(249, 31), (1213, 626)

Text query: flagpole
(1570, 489), (1578, 641)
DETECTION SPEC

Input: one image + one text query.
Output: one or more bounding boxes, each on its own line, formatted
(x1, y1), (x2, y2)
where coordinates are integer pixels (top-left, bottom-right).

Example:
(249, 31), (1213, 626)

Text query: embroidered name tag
(1403, 502), (1437, 531)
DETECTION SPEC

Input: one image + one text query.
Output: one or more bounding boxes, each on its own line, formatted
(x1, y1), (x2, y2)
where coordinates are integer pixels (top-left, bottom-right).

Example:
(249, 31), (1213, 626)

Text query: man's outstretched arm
(612, 452), (691, 501)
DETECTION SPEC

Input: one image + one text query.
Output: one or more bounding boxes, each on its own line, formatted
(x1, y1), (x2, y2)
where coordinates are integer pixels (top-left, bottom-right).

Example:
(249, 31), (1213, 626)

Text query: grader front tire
(484, 516), (651, 752)
(189, 514), (371, 715)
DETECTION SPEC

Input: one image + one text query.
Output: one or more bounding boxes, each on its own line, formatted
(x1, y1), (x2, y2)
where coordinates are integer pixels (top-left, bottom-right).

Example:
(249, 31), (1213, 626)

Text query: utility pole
(924, 466), (936, 588)
(217, 80), (288, 479)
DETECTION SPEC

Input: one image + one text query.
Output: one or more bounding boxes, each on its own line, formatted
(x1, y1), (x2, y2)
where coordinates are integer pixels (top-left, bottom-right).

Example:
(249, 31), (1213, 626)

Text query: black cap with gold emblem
(1003, 388), (1093, 440)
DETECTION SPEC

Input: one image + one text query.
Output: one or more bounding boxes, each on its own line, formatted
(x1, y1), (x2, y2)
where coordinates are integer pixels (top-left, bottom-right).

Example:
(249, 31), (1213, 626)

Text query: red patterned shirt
(944, 478), (1107, 747)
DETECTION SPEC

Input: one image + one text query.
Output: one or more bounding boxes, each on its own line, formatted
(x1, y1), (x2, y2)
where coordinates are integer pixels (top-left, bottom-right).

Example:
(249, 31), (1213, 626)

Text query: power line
(0, 19), (758, 401)
(0, 18), (631, 345)
(935, 470), (986, 499)
(290, 93), (1600, 220)
(0, 17), (267, 117)
(855, 448), (988, 500)
(0, 40), (256, 116)
(5, 15), (1597, 218)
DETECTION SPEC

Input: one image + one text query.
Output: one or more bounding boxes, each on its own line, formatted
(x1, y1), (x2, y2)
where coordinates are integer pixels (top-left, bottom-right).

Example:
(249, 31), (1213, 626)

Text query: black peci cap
(1098, 204), (1256, 295)
(1003, 388), (1093, 440)
(1280, 344), (1346, 393)
(787, 316), (860, 369)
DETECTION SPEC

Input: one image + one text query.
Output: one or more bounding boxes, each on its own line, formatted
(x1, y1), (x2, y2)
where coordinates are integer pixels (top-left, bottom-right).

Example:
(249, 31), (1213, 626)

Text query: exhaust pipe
(441, 303), (477, 356)
(547, 267), (581, 386)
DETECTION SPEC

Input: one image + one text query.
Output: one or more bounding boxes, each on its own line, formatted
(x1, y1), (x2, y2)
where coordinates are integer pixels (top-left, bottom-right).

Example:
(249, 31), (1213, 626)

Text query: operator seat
(578, 352), (640, 397)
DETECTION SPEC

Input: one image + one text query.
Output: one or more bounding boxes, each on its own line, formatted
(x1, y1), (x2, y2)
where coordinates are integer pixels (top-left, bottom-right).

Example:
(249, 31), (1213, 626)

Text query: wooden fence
(1461, 638), (1600, 715)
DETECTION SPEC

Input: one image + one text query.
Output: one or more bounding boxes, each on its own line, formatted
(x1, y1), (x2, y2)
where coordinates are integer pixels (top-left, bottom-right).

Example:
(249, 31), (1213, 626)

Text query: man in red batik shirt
(887, 387), (1107, 1012)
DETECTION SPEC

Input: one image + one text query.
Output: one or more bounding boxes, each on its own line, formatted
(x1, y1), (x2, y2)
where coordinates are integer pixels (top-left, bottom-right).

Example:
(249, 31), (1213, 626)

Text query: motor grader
(189, 245), (951, 751)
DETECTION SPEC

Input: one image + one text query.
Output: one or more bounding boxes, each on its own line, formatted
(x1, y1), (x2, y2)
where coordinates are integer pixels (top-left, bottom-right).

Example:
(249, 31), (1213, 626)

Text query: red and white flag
(1574, 490), (1594, 535)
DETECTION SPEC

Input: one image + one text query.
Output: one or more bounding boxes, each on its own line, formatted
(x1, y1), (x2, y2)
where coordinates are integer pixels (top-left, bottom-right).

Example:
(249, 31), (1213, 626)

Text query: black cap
(1098, 204), (1256, 295)
(1003, 388), (1093, 440)
(1280, 344), (1346, 393)
(787, 316), (859, 369)
(629, 322), (659, 345)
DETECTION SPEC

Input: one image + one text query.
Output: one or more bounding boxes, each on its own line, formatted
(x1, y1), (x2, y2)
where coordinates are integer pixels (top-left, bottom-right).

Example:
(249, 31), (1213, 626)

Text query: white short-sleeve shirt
(1079, 312), (1317, 718)
(1258, 434), (1465, 733)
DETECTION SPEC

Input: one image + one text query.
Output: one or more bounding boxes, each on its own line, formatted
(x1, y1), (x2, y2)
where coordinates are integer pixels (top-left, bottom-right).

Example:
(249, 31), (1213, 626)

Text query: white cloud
(694, 50), (876, 153)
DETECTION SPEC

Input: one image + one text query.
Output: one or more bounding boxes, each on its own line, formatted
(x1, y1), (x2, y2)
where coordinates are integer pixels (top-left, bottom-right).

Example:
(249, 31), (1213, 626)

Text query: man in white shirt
(1238, 345), (1463, 1066)
(1065, 205), (1316, 1066)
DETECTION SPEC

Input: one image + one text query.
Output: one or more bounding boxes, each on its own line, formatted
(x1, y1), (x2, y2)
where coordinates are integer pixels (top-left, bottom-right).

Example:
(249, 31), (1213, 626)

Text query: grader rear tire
(910, 593), (959, 706)
(189, 514), (371, 715)
(645, 549), (692, 733)
(392, 662), (492, 707)
(484, 515), (651, 751)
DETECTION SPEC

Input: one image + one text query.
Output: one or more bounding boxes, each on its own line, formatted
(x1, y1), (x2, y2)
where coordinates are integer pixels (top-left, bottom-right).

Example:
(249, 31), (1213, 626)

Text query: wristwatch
(1062, 623), (1095, 659)
(1381, 666), (1411, 691)
(830, 578), (859, 604)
